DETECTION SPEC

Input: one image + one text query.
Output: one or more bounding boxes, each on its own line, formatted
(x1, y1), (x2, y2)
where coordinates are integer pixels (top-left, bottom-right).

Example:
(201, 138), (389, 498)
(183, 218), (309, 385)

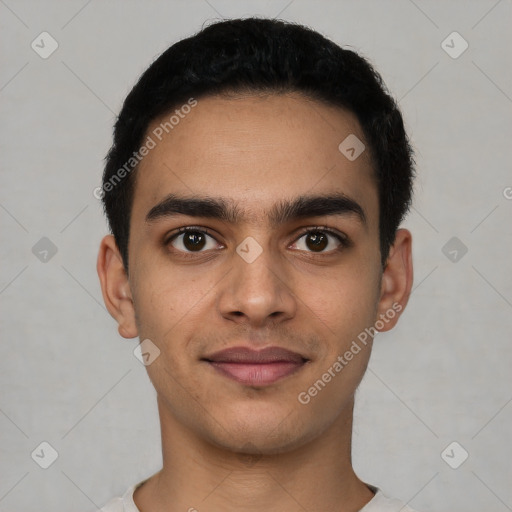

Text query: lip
(203, 346), (308, 387)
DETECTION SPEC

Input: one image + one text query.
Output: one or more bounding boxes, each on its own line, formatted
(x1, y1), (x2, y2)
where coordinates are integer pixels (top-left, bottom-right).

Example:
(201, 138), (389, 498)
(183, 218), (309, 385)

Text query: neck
(134, 395), (374, 512)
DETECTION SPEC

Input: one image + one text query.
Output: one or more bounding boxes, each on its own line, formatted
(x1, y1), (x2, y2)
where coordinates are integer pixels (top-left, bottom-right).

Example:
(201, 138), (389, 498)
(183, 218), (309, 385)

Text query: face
(98, 92), (412, 455)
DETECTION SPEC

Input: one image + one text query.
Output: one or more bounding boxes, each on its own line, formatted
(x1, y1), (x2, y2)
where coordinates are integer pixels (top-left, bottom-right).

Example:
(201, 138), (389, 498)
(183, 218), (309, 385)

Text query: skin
(97, 92), (413, 512)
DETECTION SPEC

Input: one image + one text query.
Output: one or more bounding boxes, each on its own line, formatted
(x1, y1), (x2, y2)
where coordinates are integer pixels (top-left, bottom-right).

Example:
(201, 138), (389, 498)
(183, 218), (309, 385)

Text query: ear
(375, 229), (413, 332)
(97, 235), (138, 339)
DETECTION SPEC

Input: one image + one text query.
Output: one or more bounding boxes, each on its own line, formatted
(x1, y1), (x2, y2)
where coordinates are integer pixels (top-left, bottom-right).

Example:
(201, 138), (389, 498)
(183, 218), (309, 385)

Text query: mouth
(202, 346), (309, 387)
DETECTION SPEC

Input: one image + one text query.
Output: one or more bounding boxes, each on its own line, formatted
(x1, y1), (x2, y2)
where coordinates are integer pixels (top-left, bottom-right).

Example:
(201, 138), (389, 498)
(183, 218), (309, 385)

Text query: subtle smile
(202, 346), (309, 387)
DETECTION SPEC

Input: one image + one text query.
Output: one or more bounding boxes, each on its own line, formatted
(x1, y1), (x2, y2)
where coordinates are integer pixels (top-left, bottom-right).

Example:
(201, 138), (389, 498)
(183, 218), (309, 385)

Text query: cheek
(131, 271), (208, 395)
(296, 269), (380, 417)
(300, 263), (381, 344)
(131, 263), (205, 341)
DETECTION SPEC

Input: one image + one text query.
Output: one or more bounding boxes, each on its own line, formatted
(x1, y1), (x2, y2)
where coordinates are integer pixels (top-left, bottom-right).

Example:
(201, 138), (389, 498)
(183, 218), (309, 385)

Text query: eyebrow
(145, 193), (367, 227)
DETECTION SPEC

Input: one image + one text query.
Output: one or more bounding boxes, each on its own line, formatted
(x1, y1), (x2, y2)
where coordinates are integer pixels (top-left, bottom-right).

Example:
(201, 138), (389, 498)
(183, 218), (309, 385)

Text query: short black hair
(102, 17), (414, 271)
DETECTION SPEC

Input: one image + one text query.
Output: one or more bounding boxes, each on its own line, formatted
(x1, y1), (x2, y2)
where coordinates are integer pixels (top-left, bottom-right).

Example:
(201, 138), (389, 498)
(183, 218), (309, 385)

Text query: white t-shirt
(99, 481), (419, 512)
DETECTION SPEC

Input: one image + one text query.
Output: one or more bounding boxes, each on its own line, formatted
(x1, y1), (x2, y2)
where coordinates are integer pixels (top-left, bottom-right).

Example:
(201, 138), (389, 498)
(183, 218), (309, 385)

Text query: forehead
(132, 93), (377, 225)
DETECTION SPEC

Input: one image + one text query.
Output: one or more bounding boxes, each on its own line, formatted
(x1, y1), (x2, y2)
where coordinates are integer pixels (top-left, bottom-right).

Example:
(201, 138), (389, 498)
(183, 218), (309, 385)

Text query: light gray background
(1, 1), (511, 511)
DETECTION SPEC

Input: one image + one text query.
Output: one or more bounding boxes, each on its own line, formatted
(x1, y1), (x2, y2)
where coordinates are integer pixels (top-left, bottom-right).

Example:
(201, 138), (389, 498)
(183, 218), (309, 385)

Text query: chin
(211, 429), (311, 457)
(201, 404), (321, 456)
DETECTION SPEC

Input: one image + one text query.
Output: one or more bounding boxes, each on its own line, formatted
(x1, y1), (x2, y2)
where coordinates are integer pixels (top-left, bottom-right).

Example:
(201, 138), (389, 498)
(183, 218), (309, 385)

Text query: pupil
(306, 231), (327, 252)
(184, 232), (206, 251)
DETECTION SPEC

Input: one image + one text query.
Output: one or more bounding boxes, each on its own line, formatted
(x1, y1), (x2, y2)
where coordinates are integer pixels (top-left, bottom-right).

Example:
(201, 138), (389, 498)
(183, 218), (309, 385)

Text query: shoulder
(99, 496), (125, 512)
(361, 486), (421, 512)
(98, 481), (142, 512)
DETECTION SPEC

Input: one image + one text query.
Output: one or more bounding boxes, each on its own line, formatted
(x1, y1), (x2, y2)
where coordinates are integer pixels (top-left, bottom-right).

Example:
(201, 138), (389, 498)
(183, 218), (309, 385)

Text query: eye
(290, 228), (347, 253)
(167, 227), (221, 253)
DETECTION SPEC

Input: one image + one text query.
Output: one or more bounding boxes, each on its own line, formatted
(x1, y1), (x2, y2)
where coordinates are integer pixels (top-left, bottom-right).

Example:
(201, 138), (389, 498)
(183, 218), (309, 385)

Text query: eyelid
(165, 225), (219, 243)
(291, 225), (350, 246)
(291, 226), (352, 257)
(164, 225), (350, 253)
(164, 226), (224, 258)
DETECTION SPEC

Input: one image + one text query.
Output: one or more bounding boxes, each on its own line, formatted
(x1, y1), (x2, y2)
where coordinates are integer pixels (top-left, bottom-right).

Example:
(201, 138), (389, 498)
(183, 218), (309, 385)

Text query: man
(96, 17), (416, 512)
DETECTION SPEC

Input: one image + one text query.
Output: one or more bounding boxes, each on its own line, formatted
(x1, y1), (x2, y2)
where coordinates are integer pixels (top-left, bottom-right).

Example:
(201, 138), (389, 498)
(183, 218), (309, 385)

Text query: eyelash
(164, 225), (350, 255)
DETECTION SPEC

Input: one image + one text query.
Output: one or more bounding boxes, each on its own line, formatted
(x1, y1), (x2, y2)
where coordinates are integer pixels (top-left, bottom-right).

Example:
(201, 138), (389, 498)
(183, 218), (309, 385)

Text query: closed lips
(203, 346), (309, 386)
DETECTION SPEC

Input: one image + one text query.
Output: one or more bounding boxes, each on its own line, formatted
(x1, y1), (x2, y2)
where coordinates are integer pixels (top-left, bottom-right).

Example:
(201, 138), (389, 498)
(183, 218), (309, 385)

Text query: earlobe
(376, 229), (413, 332)
(97, 235), (139, 339)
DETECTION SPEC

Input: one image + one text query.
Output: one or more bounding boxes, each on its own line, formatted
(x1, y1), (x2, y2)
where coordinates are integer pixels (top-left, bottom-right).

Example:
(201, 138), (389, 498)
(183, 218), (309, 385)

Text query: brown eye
(168, 229), (219, 253)
(291, 229), (345, 253)
(182, 231), (206, 251)
(305, 231), (328, 252)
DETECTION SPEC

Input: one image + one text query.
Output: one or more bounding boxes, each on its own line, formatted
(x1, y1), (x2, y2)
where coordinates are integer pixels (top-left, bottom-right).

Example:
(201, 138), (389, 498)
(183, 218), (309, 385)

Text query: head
(97, 18), (414, 456)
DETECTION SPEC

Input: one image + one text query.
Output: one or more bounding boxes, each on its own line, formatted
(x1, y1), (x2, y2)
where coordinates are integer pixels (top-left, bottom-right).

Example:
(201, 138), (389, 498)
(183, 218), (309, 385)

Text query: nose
(216, 243), (297, 328)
